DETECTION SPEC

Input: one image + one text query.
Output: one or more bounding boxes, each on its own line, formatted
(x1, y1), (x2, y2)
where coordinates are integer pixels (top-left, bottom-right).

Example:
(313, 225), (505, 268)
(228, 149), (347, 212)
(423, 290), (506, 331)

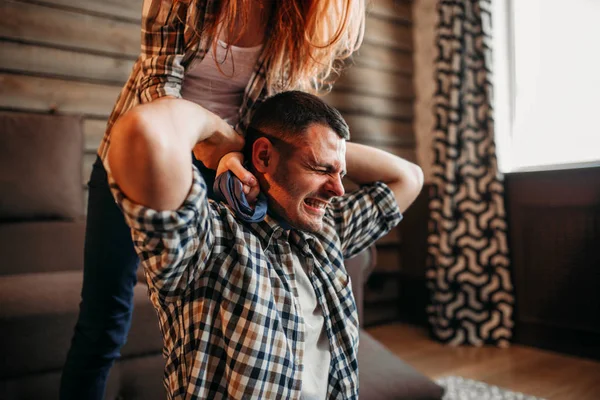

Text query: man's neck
(267, 207), (293, 231)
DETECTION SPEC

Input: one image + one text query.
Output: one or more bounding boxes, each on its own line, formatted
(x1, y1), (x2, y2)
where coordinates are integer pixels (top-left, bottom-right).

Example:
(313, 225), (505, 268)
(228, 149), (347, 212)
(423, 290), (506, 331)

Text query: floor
(366, 322), (600, 400)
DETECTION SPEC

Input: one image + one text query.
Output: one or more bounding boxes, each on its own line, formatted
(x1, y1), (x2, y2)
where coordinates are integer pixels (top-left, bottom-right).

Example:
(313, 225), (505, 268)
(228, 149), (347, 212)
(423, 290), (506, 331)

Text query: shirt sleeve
(107, 165), (215, 302)
(326, 181), (403, 259)
(138, 0), (189, 102)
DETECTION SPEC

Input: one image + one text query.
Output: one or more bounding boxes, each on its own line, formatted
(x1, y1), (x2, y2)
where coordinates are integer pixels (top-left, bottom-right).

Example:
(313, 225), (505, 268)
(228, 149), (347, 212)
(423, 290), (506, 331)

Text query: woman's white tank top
(181, 40), (263, 125)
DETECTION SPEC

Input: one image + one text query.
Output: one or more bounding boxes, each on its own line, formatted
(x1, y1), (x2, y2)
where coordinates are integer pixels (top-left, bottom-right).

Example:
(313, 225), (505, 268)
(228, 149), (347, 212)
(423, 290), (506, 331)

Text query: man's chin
(293, 217), (323, 234)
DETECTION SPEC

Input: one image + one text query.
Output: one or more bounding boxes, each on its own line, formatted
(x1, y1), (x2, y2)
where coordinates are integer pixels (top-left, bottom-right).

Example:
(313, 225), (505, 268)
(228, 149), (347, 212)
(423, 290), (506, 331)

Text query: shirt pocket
(332, 266), (352, 294)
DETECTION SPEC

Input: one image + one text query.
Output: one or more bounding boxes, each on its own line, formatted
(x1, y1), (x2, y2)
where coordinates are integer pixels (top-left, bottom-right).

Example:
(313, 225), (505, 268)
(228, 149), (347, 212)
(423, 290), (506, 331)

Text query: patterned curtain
(426, 0), (514, 347)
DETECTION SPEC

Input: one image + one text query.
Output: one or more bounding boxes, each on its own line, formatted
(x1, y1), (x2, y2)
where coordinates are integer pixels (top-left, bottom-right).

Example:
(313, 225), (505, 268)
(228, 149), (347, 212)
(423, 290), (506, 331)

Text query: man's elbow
(108, 108), (169, 198)
(108, 105), (196, 210)
(392, 162), (424, 213)
(110, 111), (143, 169)
(405, 162), (425, 202)
(412, 163), (425, 193)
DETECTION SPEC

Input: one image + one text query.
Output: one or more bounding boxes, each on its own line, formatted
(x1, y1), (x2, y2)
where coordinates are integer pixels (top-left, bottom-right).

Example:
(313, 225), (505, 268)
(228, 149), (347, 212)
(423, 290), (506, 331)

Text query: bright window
(492, 0), (600, 172)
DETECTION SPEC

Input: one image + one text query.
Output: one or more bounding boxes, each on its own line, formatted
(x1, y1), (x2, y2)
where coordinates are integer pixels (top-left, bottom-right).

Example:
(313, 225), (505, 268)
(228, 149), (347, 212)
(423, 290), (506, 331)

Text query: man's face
(264, 124), (347, 233)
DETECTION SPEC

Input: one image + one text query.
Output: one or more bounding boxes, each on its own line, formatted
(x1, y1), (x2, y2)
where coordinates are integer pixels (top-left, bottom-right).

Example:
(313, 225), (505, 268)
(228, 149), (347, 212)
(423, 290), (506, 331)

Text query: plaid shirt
(109, 166), (402, 399)
(98, 0), (270, 161)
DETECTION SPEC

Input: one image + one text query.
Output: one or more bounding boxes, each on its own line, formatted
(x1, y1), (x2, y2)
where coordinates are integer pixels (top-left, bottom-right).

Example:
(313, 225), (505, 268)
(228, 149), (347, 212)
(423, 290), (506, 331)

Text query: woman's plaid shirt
(109, 166), (402, 399)
(98, 0), (270, 162)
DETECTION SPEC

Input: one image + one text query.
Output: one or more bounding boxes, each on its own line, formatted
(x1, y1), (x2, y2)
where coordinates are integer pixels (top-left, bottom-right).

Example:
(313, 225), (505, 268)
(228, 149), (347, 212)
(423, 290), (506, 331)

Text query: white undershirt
(291, 252), (331, 400)
(181, 40), (262, 126)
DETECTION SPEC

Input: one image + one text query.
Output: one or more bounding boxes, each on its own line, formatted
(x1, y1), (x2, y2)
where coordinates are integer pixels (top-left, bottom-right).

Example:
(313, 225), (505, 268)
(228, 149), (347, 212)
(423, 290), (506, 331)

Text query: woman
(60, 0), (365, 398)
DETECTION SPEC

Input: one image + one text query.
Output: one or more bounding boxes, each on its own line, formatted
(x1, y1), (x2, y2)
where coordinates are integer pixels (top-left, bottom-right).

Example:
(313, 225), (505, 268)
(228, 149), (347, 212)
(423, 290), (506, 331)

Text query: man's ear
(252, 137), (274, 173)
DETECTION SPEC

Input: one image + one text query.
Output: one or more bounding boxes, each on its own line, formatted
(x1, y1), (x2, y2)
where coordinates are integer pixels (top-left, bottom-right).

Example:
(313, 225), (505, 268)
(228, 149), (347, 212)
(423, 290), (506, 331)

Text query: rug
(436, 376), (546, 400)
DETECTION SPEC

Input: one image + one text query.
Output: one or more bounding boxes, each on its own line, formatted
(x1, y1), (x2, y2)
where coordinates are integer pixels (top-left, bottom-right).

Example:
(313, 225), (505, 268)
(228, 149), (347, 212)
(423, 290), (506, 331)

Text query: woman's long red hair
(207, 0), (365, 95)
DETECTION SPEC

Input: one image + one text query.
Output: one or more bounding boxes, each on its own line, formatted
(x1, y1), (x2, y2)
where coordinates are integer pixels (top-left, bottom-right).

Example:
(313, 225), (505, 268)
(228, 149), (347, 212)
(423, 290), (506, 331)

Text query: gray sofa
(0, 111), (443, 399)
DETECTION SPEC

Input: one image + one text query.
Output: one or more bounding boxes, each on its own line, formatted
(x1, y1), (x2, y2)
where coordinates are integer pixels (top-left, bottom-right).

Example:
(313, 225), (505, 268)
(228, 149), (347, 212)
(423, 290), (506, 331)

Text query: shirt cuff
(139, 83), (183, 104)
(365, 181), (404, 230)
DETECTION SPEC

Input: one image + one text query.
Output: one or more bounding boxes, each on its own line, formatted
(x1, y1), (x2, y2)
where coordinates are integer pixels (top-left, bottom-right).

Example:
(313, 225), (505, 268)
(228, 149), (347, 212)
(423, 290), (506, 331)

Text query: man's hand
(216, 152), (260, 205)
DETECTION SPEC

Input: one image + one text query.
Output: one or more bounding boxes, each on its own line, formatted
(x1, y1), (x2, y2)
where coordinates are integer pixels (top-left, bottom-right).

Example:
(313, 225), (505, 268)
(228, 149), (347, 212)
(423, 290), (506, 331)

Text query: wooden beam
(0, 40), (134, 84)
(83, 118), (107, 153)
(335, 64), (414, 99)
(325, 90), (413, 120)
(374, 248), (402, 273)
(368, 0), (412, 24)
(0, 0), (139, 57)
(353, 43), (413, 75)
(0, 73), (120, 117)
(343, 114), (414, 145)
(365, 15), (413, 51)
(19, 0), (143, 21)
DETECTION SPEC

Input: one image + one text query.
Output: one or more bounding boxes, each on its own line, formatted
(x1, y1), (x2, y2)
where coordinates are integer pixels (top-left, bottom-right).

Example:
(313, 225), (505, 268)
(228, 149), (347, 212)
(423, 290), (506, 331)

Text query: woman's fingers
(216, 152), (240, 177)
(216, 152), (258, 191)
(224, 154), (257, 187)
(214, 151), (261, 207)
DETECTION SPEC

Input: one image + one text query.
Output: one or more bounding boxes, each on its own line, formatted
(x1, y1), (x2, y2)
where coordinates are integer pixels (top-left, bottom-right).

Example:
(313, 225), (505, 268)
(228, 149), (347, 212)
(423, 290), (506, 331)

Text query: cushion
(346, 246), (377, 324)
(0, 220), (86, 276)
(0, 112), (84, 220)
(359, 330), (445, 399)
(0, 271), (162, 378)
(0, 354), (166, 400)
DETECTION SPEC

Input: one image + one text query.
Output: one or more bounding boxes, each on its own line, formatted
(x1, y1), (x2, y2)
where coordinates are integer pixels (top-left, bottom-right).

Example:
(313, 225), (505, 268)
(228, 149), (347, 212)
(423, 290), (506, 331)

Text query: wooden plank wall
(335, 0), (415, 327)
(0, 0), (415, 326)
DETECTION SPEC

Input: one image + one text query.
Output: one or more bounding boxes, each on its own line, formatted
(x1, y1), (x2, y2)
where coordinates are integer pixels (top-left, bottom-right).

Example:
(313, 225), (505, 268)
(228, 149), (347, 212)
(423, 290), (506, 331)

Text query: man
(107, 91), (423, 399)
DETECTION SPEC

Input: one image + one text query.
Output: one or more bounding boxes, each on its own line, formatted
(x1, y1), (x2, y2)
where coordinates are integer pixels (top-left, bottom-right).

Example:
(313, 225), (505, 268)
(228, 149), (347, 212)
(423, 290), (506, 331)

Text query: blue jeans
(60, 155), (214, 400)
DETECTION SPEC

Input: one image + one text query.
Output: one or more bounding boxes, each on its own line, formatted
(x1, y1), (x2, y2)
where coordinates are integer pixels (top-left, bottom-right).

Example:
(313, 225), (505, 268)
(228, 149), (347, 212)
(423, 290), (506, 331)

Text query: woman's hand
(216, 152), (260, 205)
(192, 124), (244, 170)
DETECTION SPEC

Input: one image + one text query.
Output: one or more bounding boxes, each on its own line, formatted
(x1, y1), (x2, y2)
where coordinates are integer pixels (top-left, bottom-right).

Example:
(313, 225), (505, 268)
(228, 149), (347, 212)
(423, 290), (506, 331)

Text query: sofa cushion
(346, 246), (376, 325)
(358, 330), (445, 399)
(0, 112), (83, 221)
(0, 354), (166, 400)
(0, 271), (162, 378)
(0, 220), (86, 276)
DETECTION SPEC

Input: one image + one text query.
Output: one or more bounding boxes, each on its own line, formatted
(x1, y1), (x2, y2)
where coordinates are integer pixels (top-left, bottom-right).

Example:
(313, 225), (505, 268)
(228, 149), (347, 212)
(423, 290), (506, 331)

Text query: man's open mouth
(303, 198), (328, 212)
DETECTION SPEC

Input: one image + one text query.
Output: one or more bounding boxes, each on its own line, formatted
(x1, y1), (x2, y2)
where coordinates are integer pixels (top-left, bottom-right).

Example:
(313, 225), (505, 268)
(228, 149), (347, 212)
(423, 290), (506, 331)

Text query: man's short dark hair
(244, 91), (350, 162)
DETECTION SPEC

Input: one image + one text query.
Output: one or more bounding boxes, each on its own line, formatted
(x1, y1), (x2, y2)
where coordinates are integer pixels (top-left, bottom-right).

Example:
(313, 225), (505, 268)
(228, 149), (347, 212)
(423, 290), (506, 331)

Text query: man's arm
(345, 142), (424, 213)
(107, 98), (240, 300)
(108, 98), (243, 211)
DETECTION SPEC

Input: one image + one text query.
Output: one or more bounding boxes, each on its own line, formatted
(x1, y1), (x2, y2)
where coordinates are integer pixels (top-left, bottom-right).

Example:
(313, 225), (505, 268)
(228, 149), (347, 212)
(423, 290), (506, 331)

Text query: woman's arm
(138, 0), (191, 102)
(108, 98), (244, 211)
